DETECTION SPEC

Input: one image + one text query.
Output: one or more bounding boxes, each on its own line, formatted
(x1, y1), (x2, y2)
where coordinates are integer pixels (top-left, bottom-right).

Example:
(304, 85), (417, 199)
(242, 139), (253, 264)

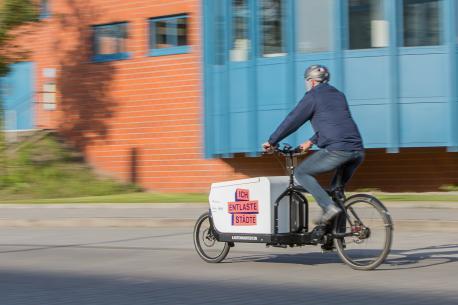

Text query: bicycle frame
(272, 149), (309, 235)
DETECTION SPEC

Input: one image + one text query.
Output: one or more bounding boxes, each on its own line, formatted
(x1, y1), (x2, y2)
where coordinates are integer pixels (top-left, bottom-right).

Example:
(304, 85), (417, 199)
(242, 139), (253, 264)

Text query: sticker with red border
(227, 200), (259, 214)
(232, 214), (257, 226)
(235, 188), (250, 201)
(228, 188), (259, 226)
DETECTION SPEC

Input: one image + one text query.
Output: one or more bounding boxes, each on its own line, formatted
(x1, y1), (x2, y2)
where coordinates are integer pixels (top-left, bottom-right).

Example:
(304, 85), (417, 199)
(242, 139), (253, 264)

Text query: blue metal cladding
(0, 62), (35, 131)
(202, 0), (458, 157)
(445, 0), (458, 151)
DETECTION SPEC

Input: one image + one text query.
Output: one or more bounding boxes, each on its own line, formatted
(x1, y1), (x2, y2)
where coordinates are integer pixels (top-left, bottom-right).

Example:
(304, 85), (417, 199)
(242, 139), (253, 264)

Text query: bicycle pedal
(320, 244), (335, 252)
(310, 226), (326, 244)
(321, 248), (334, 253)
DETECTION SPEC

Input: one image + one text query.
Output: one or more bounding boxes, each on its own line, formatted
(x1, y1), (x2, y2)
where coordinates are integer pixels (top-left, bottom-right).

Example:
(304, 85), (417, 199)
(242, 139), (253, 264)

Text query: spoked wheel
(193, 212), (230, 263)
(334, 194), (393, 270)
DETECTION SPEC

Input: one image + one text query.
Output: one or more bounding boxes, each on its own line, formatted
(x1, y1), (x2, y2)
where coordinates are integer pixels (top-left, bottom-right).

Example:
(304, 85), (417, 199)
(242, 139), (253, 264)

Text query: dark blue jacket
(268, 83), (364, 151)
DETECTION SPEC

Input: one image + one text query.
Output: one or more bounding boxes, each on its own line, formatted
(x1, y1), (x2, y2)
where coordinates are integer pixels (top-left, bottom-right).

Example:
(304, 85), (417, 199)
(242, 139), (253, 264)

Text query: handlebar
(265, 143), (304, 156)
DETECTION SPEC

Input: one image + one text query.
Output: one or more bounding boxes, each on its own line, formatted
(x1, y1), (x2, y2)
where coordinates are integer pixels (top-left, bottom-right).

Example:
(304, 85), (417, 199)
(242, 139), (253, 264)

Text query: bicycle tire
(193, 211), (230, 263)
(334, 194), (393, 270)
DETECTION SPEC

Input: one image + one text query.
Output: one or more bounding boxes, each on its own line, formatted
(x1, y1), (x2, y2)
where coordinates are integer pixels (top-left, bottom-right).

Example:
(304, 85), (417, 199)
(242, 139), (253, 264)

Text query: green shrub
(0, 134), (141, 200)
(439, 184), (458, 192)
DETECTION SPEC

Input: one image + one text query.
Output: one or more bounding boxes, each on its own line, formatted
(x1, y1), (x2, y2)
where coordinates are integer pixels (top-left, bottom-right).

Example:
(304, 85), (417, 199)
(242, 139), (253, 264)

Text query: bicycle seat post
(276, 144), (299, 188)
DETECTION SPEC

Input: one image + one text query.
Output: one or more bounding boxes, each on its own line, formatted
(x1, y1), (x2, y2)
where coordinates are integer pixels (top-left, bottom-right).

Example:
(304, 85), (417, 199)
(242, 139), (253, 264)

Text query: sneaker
(321, 204), (342, 224)
(321, 233), (335, 252)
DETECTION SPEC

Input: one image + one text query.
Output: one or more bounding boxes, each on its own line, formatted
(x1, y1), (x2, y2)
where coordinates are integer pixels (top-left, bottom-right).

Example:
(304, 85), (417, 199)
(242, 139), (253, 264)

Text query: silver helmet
(304, 65), (330, 83)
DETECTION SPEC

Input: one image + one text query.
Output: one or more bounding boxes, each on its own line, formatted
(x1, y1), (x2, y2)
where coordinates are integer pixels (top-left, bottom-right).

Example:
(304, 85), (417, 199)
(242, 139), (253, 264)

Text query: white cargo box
(209, 176), (293, 234)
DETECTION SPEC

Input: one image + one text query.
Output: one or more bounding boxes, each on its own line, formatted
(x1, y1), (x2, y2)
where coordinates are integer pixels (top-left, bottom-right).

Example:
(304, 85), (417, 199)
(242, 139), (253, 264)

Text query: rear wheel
(334, 194), (393, 270)
(193, 212), (230, 263)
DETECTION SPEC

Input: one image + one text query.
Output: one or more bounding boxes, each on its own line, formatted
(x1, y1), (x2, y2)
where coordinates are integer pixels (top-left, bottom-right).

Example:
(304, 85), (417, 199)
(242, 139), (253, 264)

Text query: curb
(0, 218), (457, 232)
(0, 202), (456, 208)
(0, 218), (194, 228)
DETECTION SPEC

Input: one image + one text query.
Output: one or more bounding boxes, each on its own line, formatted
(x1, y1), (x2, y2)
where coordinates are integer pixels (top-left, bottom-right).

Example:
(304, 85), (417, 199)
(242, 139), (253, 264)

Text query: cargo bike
(193, 144), (393, 270)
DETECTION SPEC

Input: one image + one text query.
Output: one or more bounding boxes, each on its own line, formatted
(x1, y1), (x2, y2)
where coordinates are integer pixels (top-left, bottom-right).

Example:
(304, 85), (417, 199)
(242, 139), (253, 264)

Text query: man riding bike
(263, 65), (365, 225)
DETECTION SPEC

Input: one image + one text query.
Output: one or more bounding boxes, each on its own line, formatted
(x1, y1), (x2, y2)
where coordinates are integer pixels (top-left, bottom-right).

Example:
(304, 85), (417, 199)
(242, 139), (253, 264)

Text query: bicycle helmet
(304, 64), (330, 83)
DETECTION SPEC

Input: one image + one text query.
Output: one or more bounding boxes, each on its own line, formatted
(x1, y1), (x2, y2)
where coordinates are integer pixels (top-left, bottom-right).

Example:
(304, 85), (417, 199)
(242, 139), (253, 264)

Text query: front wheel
(193, 211), (230, 263)
(334, 194), (393, 270)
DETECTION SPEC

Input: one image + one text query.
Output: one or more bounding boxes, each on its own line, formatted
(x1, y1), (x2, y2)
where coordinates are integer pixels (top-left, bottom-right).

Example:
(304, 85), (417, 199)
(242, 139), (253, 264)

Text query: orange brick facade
(15, 0), (458, 193)
(18, 0), (247, 192)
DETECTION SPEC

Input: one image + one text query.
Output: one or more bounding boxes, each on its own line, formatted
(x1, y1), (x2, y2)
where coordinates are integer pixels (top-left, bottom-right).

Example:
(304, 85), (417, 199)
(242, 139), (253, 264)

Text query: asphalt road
(0, 226), (457, 305)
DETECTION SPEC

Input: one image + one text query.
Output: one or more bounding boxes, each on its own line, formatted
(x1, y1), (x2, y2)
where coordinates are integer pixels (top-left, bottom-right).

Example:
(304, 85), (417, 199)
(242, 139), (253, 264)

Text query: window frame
(91, 22), (130, 63)
(455, 0), (458, 44)
(148, 14), (191, 57)
(230, 0), (251, 62)
(346, 0), (389, 50)
(213, 2), (227, 65)
(258, 0), (287, 58)
(295, 0), (333, 54)
(401, 0), (444, 48)
(42, 82), (57, 111)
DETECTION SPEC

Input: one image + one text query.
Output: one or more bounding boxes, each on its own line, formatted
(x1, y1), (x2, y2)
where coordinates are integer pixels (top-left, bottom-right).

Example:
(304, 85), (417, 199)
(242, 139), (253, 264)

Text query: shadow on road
(227, 244), (458, 270)
(382, 244), (458, 270)
(0, 269), (457, 305)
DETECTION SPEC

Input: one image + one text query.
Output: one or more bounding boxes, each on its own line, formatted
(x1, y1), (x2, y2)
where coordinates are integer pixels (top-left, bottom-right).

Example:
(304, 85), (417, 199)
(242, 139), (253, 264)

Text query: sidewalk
(0, 201), (457, 231)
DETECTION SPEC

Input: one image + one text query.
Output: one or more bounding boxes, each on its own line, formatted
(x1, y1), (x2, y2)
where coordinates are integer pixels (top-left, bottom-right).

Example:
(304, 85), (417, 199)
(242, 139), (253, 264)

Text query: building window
(348, 0), (388, 49)
(456, 1), (458, 44)
(213, 1), (226, 65)
(149, 15), (190, 56)
(40, 0), (50, 19)
(296, 0), (332, 53)
(0, 79), (11, 97)
(261, 0), (285, 57)
(231, 0), (250, 62)
(92, 22), (129, 63)
(214, 5), (225, 65)
(403, 0), (441, 47)
(42, 83), (56, 111)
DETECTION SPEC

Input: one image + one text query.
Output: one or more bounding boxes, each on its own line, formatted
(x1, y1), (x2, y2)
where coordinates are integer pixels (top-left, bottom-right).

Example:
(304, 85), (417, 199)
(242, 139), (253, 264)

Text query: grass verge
(0, 192), (209, 204)
(372, 193), (458, 202)
(0, 192), (457, 204)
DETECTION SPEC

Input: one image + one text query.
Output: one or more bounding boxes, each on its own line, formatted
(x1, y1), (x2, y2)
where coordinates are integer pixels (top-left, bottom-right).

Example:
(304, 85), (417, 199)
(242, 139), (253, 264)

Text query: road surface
(0, 226), (457, 305)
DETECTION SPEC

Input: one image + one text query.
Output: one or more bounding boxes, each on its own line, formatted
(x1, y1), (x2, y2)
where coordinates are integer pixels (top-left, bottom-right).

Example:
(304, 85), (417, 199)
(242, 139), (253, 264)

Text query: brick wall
(16, 0), (239, 192)
(14, 0), (458, 193)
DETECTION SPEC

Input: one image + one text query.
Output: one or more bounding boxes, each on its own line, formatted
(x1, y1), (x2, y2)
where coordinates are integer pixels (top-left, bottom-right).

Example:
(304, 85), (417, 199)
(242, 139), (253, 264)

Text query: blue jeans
(294, 149), (365, 211)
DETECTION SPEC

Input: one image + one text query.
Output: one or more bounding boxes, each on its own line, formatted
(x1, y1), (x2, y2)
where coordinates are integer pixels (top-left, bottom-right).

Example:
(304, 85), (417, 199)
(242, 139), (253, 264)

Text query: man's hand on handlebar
(262, 142), (275, 154)
(263, 141), (311, 155)
(299, 140), (313, 153)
